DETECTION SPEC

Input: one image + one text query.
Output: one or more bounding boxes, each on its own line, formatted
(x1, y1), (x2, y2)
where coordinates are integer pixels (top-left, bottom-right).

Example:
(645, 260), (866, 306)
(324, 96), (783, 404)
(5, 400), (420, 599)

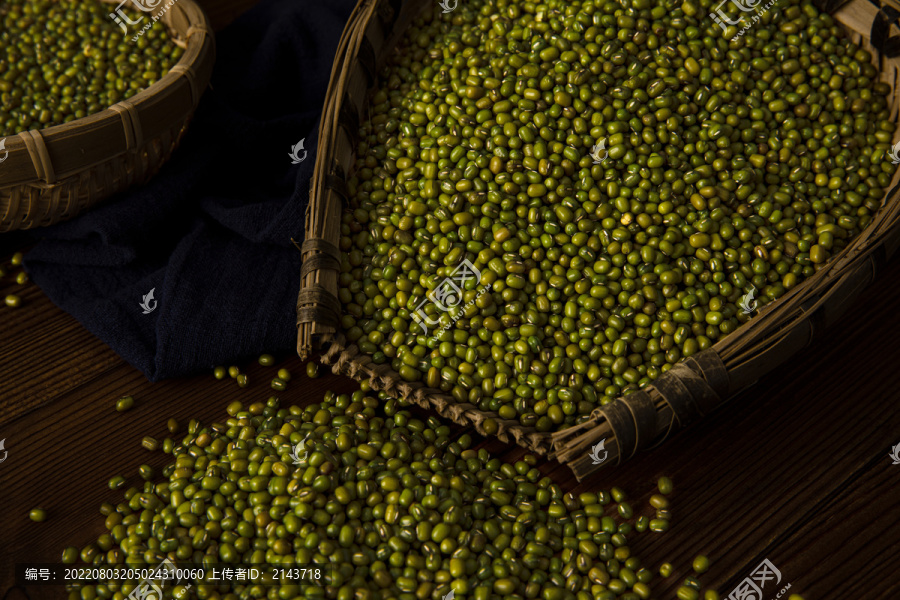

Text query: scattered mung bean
(114, 396), (133, 412)
(62, 385), (681, 600)
(658, 476), (674, 495)
(693, 555), (710, 574)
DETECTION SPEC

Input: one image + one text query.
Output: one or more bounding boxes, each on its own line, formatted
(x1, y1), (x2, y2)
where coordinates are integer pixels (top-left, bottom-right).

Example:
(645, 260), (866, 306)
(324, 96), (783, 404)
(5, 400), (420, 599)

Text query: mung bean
(114, 396), (134, 412)
(693, 555), (710, 574)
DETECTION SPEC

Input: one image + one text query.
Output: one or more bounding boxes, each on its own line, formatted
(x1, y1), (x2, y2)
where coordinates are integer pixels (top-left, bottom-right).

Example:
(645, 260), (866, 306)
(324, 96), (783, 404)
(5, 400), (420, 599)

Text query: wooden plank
(0, 279), (123, 422)
(4, 251), (900, 598)
(4, 240), (900, 599)
(2, 1), (900, 594)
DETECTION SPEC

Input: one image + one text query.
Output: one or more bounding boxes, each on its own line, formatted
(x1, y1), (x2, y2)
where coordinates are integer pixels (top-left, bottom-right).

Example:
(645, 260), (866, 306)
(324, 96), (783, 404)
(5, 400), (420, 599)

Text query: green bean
(658, 476), (674, 495)
(61, 547), (79, 563)
(649, 518), (670, 532)
(4, 295), (21, 308)
(29, 508), (47, 522)
(258, 354), (275, 366)
(114, 396), (133, 412)
(677, 587), (700, 600)
(693, 555), (710, 574)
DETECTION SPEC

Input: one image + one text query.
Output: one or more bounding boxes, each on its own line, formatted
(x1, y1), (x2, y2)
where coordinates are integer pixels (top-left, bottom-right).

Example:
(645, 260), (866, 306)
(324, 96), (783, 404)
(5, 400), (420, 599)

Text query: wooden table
(2, 1), (900, 599)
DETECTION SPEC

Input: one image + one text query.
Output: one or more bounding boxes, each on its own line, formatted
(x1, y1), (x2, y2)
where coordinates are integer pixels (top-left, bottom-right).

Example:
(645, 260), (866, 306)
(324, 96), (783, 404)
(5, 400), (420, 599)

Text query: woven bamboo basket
(0, 0), (215, 232)
(298, 0), (900, 480)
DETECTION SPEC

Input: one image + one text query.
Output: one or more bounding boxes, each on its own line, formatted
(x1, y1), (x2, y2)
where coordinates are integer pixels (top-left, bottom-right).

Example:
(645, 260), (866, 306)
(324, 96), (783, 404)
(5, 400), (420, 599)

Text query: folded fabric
(22, 0), (357, 381)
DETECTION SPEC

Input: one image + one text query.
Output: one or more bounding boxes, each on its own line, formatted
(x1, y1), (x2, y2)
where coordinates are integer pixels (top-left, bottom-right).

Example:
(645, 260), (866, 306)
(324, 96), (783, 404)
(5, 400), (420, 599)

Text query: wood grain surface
(4, 226), (900, 600)
(2, 1), (900, 599)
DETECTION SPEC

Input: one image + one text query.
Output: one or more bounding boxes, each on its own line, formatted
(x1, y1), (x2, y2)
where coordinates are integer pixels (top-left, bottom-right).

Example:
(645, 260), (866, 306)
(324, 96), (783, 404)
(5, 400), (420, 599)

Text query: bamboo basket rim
(0, 0), (215, 231)
(298, 0), (900, 480)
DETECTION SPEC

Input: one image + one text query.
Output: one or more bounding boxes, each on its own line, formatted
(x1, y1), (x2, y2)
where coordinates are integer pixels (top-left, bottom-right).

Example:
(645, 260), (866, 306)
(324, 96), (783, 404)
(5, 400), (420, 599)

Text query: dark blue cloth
(22, 0), (356, 380)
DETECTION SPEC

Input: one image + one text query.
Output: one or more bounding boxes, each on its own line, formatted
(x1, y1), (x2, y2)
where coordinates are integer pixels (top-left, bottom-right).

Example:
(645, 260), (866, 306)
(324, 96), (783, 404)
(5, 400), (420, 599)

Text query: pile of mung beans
(62, 385), (699, 600)
(0, 0), (183, 136)
(337, 0), (897, 432)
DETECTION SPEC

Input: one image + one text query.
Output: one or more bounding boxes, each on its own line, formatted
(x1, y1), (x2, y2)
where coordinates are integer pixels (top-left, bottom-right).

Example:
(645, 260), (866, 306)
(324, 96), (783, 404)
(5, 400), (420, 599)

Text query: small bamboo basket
(298, 0), (900, 480)
(0, 0), (215, 232)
